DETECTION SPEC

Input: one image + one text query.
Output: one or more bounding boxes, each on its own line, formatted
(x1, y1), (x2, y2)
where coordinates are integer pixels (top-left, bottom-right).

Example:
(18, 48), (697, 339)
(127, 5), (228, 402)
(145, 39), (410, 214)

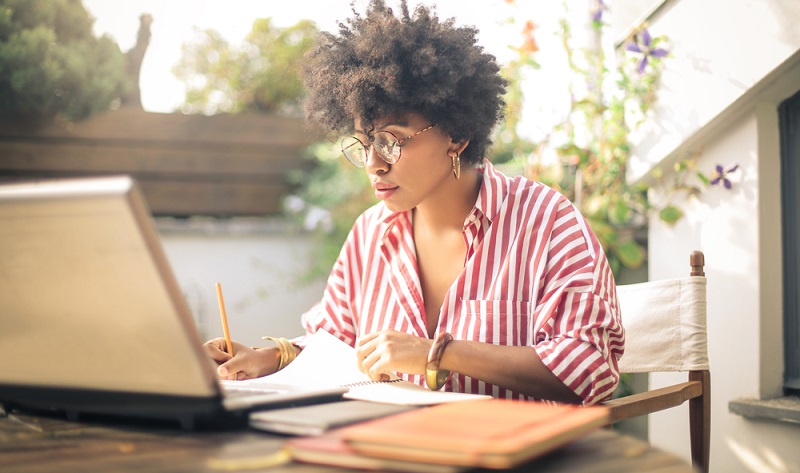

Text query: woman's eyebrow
(390, 119), (412, 128)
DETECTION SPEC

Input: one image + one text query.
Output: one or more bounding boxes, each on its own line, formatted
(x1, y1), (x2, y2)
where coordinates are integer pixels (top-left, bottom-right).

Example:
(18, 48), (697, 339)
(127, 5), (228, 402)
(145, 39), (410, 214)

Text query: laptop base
(0, 384), (343, 431)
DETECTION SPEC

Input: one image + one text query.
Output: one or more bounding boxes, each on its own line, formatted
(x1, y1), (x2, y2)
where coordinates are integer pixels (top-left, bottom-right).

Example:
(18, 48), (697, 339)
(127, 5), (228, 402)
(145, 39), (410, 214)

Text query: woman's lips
(372, 182), (398, 200)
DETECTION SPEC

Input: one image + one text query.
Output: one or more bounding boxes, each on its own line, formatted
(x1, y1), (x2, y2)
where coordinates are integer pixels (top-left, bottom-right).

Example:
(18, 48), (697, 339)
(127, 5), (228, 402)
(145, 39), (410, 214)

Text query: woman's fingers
(362, 348), (391, 381)
(203, 338), (233, 364)
(205, 340), (258, 380)
(356, 330), (430, 379)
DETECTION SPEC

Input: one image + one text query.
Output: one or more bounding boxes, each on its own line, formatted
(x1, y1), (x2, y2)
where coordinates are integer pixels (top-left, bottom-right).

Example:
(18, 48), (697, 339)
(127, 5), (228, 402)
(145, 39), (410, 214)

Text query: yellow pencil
(215, 282), (234, 356)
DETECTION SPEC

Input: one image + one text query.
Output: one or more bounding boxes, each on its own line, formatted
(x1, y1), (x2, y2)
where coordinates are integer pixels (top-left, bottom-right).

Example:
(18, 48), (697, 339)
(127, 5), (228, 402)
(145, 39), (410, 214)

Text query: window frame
(780, 89), (800, 393)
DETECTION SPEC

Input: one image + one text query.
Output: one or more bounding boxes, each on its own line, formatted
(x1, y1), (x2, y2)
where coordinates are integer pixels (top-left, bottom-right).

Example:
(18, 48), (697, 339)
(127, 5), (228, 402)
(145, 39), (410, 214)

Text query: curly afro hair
(303, 0), (507, 165)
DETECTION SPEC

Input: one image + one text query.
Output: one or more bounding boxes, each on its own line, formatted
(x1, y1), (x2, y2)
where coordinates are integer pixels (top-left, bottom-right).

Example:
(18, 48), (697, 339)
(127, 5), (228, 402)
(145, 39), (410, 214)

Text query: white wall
(621, 0), (800, 471)
(647, 109), (800, 473)
(648, 97), (800, 472)
(155, 219), (326, 348)
(626, 0), (800, 182)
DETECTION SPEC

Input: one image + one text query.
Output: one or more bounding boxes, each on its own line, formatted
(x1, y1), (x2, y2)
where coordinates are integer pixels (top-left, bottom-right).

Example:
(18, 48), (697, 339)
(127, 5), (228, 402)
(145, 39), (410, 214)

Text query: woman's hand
(203, 338), (279, 380)
(355, 330), (432, 381)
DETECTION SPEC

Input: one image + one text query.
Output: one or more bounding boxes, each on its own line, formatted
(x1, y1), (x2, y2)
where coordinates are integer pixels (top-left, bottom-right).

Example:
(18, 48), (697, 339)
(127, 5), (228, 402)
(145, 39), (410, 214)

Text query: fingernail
(218, 366), (228, 376)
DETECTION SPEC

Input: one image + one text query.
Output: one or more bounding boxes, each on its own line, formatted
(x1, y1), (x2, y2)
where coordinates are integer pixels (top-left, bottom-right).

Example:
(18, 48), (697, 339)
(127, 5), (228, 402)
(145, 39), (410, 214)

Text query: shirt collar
(376, 204), (409, 243)
(472, 159), (505, 224)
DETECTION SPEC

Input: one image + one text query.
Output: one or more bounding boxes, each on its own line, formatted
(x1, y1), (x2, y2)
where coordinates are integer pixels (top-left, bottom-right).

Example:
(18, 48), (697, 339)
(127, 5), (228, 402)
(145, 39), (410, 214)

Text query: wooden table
(0, 409), (694, 473)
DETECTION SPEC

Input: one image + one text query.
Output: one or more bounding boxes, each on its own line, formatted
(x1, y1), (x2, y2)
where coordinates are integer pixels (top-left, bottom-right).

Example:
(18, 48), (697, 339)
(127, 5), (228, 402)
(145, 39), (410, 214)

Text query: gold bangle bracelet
(425, 332), (454, 391)
(262, 336), (297, 371)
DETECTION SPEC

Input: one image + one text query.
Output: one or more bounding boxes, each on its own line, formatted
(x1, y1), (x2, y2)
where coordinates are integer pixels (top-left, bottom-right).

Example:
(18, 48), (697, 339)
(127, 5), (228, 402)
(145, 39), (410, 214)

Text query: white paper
(231, 330), (490, 406)
(255, 330), (371, 389)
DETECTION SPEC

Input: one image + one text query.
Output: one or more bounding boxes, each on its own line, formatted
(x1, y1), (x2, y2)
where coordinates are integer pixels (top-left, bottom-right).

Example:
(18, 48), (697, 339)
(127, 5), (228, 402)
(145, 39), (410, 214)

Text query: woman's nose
(364, 146), (388, 173)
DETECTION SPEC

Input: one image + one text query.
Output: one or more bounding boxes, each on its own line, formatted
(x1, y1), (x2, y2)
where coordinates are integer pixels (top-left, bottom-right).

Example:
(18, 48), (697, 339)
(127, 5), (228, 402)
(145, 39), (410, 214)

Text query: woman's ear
(449, 139), (470, 157)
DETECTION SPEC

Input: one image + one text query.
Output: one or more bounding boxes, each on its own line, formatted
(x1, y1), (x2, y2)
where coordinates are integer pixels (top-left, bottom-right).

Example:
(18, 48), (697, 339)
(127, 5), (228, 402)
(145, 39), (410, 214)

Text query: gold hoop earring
(451, 153), (461, 180)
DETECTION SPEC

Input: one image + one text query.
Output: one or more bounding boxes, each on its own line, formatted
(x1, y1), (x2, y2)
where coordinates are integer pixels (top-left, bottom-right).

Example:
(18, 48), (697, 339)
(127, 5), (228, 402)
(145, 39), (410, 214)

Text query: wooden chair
(603, 251), (710, 473)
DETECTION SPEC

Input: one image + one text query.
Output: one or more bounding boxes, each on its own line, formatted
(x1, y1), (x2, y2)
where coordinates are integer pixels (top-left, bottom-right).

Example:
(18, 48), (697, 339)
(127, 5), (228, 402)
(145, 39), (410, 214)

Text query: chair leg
(689, 370), (710, 473)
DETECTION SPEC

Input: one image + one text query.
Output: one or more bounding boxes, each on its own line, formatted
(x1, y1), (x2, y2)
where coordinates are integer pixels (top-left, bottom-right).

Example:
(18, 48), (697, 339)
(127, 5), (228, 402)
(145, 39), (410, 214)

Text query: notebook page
(229, 330), (490, 405)
(232, 329), (374, 390)
(345, 380), (490, 405)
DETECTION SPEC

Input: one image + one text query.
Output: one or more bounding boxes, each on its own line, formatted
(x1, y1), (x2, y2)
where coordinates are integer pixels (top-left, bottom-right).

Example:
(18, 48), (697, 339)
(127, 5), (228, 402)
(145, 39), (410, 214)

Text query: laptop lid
(0, 176), (343, 428)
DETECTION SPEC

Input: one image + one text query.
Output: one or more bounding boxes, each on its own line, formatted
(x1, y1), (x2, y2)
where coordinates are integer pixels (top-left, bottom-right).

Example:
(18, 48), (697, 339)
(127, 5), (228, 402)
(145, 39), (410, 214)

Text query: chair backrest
(616, 276), (708, 373)
(604, 250), (710, 473)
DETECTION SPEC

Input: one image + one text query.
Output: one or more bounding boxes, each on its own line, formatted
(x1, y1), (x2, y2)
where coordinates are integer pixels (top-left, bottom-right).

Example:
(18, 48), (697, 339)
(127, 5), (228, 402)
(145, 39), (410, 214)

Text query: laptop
(0, 176), (346, 430)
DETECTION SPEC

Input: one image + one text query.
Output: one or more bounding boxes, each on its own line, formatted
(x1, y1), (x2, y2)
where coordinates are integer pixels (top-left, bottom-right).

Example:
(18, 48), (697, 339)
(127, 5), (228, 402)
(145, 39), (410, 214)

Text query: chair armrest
(603, 381), (703, 423)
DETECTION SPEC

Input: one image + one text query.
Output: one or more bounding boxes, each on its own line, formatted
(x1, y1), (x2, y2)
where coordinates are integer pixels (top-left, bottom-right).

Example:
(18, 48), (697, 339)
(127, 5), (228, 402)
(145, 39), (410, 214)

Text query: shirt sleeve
(531, 200), (625, 405)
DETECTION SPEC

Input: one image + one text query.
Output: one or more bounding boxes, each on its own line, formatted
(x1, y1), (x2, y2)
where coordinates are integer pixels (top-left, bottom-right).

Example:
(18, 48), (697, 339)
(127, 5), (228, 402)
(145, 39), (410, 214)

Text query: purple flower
(592, 0), (606, 23)
(710, 164), (739, 189)
(625, 29), (669, 74)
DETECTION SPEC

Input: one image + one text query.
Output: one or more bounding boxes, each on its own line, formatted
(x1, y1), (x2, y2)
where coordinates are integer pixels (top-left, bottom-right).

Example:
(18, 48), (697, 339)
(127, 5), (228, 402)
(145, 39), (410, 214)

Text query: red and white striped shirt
(301, 161), (624, 404)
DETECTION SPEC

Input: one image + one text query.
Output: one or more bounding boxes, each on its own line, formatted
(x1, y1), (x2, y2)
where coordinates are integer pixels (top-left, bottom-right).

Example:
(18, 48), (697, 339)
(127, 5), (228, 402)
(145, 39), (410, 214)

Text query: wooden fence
(0, 108), (319, 216)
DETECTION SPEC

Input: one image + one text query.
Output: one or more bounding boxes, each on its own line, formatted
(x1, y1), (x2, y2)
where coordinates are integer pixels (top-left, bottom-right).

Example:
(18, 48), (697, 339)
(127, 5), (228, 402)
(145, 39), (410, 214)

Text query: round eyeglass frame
(340, 124), (436, 168)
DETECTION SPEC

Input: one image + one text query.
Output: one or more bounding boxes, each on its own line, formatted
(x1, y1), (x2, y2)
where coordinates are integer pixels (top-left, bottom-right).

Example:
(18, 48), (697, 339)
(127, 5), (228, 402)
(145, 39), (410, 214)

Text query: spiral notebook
(224, 329), (491, 406)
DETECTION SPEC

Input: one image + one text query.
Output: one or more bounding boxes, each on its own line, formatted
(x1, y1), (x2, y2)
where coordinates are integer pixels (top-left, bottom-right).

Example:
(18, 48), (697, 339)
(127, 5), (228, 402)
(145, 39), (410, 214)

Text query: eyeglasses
(340, 124), (436, 168)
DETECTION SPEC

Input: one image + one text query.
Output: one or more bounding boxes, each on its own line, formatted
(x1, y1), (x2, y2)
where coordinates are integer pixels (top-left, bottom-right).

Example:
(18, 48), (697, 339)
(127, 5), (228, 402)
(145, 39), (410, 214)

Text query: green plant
(0, 0), (129, 121)
(502, 0), (737, 275)
(173, 18), (318, 116)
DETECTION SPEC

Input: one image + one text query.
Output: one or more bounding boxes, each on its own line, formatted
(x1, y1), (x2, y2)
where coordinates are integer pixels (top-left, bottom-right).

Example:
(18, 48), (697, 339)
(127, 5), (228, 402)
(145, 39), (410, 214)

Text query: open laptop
(0, 175), (345, 430)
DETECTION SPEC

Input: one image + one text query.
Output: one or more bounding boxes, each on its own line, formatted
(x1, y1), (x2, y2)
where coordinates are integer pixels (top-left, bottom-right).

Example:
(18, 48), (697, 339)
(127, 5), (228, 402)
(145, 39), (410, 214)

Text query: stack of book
(285, 399), (609, 471)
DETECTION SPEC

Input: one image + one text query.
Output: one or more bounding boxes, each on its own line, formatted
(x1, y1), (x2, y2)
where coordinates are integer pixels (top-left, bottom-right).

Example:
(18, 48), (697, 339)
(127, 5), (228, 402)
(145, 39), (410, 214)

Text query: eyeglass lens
(341, 131), (400, 167)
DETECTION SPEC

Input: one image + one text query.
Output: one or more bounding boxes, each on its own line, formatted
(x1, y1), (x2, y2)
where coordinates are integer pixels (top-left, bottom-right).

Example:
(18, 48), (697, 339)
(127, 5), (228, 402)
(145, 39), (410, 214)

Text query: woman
(205, 0), (623, 405)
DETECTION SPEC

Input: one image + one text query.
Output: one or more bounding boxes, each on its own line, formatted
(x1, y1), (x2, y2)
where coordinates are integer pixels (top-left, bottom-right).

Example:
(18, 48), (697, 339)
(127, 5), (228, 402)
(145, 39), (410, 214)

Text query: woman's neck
(414, 166), (482, 233)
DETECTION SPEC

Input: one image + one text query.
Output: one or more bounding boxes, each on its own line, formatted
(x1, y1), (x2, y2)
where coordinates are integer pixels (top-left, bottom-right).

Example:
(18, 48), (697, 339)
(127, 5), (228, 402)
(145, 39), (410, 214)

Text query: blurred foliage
(0, 0), (128, 121)
(516, 5), (671, 275)
(489, 19), (540, 168)
(284, 143), (374, 281)
(502, 0), (735, 276)
(174, 7), (736, 281)
(173, 18), (318, 116)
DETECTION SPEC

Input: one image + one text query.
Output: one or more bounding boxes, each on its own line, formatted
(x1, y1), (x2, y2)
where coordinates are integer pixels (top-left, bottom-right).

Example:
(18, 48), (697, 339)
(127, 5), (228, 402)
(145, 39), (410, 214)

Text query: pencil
(215, 282), (234, 356)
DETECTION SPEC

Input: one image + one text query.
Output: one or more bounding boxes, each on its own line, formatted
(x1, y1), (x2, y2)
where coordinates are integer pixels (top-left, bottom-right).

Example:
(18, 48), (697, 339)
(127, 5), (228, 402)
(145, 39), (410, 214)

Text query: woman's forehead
(354, 113), (422, 131)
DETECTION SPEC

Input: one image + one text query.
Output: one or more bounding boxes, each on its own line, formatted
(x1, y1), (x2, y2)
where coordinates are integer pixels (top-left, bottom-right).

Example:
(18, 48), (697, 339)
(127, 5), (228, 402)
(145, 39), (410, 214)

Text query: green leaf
(696, 172), (710, 186)
(608, 256), (621, 279)
(616, 241), (645, 269)
(659, 205), (684, 225)
(588, 219), (616, 248)
(608, 199), (631, 225)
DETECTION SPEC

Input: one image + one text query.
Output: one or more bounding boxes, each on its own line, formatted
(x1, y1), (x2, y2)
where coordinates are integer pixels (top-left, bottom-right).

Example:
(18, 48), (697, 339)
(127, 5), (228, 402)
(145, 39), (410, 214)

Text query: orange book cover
(339, 399), (609, 469)
(287, 430), (467, 473)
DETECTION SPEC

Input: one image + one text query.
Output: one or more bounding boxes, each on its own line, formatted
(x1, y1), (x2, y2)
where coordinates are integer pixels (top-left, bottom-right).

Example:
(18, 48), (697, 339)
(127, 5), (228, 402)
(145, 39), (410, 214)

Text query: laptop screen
(0, 176), (219, 398)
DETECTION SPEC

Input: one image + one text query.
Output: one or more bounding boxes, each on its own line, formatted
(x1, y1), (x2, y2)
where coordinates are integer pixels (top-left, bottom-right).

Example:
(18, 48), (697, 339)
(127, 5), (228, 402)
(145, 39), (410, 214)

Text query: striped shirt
(301, 160), (624, 404)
